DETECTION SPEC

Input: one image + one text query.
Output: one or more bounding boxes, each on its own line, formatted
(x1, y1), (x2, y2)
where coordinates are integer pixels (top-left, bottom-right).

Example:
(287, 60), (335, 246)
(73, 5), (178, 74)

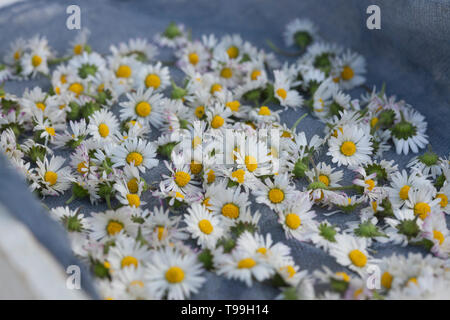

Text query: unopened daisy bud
(293, 158), (309, 178)
(434, 174), (446, 190)
(81, 101), (101, 120)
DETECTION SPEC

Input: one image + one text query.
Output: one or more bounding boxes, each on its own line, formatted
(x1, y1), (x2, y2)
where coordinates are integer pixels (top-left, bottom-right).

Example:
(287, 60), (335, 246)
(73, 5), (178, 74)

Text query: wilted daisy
(146, 247), (205, 300)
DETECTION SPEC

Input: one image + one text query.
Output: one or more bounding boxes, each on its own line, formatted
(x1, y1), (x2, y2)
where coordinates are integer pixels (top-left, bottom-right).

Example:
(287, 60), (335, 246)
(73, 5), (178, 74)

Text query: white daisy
(34, 155), (72, 196)
(329, 234), (372, 275)
(87, 207), (138, 241)
(253, 173), (297, 212)
(87, 109), (119, 143)
(111, 137), (158, 173)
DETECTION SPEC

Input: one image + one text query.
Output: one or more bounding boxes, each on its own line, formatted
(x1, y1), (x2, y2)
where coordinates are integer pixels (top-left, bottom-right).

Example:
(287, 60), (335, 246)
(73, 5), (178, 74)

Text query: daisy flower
(277, 192), (317, 241)
(176, 40), (210, 72)
(111, 137), (158, 173)
(183, 203), (225, 249)
(405, 188), (440, 220)
(34, 155), (72, 196)
(87, 207), (138, 241)
(435, 182), (450, 214)
(68, 28), (91, 56)
(107, 234), (151, 271)
(310, 221), (340, 252)
(110, 38), (158, 62)
(273, 69), (303, 109)
(283, 18), (318, 49)
(114, 178), (146, 209)
(327, 124), (372, 167)
(154, 22), (189, 48)
(205, 102), (232, 132)
(407, 150), (443, 179)
(4, 37), (26, 65)
(69, 51), (106, 80)
(20, 35), (53, 77)
(111, 266), (153, 300)
(305, 162), (343, 188)
(214, 34), (245, 61)
(234, 134), (274, 177)
(390, 107), (428, 155)
(422, 212), (450, 258)
(136, 61), (171, 92)
(329, 234), (372, 275)
(119, 87), (164, 129)
(142, 206), (187, 244)
(384, 208), (423, 246)
(331, 49), (366, 90)
(209, 185), (250, 221)
(387, 169), (431, 208)
(146, 247), (205, 300)
(87, 109), (119, 143)
(253, 173), (297, 212)
(214, 248), (275, 287)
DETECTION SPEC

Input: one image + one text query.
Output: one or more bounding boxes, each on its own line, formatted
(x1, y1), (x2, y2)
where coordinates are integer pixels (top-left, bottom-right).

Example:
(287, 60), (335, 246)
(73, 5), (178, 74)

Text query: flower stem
(65, 193), (76, 205)
(266, 40), (303, 57)
(105, 194), (112, 210)
(328, 185), (356, 191)
(291, 113), (308, 131)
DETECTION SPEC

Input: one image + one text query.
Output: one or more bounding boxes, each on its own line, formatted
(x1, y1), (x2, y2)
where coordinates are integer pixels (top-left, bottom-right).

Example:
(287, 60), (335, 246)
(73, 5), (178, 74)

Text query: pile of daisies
(0, 19), (449, 300)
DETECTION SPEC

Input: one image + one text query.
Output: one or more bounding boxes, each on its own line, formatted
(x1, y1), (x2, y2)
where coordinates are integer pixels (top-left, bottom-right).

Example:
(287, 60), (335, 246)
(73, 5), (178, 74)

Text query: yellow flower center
(73, 44), (83, 55)
(127, 178), (139, 194)
(126, 194), (140, 207)
(282, 265), (296, 278)
(198, 219), (213, 234)
(165, 266), (185, 283)
(281, 131), (292, 138)
(207, 169), (215, 184)
(225, 100), (240, 112)
(365, 179), (375, 191)
(188, 52), (199, 65)
(32, 55), (42, 67)
(135, 101), (152, 117)
(174, 171), (191, 187)
(116, 65), (132, 78)
(436, 193), (448, 208)
(36, 102), (46, 111)
(226, 46), (239, 59)
(414, 202), (431, 220)
(145, 74), (161, 89)
(335, 272), (350, 282)
(251, 70), (262, 81)
(220, 67), (233, 79)
(348, 249), (367, 268)
(211, 115), (224, 129)
(231, 169), (245, 184)
(407, 277), (418, 286)
(60, 75), (67, 84)
(245, 155), (258, 172)
(433, 230), (445, 245)
(318, 175), (330, 187)
(381, 272), (393, 289)
(341, 66), (354, 81)
(44, 171), (58, 186)
(276, 88), (287, 100)
(285, 213), (301, 230)
(98, 123), (110, 138)
(156, 226), (165, 240)
(14, 51), (20, 60)
(340, 141), (356, 156)
(190, 161), (203, 174)
(45, 127), (56, 136)
(399, 185), (410, 200)
(237, 258), (256, 269)
(256, 247), (267, 255)
(210, 83), (222, 94)
(258, 106), (271, 116)
(77, 161), (88, 174)
(370, 117), (379, 128)
(106, 220), (123, 235)
(126, 152), (143, 166)
(130, 280), (144, 288)
(221, 203), (239, 219)
(121, 256), (138, 269)
(194, 106), (205, 118)
(268, 188), (285, 204)
(68, 82), (84, 96)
